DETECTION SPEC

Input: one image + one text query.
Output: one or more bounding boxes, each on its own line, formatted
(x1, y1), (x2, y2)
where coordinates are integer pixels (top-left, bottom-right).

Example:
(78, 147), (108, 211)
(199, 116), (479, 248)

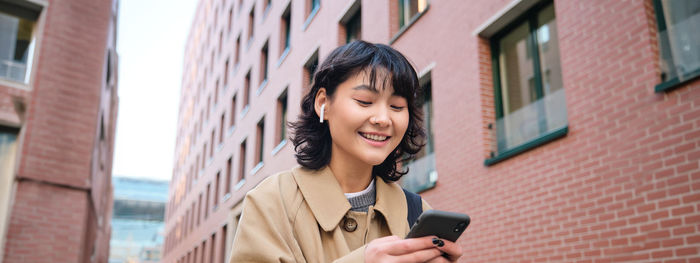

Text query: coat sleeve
(228, 178), (302, 263)
(333, 245), (366, 263)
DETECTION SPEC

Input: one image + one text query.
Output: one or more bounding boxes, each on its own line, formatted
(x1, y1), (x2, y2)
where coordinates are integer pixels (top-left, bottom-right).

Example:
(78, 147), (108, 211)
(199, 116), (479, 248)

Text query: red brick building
(0, 0), (119, 262)
(164, 0), (699, 262)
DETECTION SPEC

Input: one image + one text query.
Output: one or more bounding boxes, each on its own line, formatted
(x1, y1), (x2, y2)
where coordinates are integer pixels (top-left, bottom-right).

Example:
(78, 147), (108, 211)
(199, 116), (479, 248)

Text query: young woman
(229, 41), (463, 262)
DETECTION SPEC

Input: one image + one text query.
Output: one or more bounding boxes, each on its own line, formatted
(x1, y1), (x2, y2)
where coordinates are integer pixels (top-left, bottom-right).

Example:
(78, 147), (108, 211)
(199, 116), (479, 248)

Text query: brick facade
(0, 0), (119, 262)
(164, 0), (699, 262)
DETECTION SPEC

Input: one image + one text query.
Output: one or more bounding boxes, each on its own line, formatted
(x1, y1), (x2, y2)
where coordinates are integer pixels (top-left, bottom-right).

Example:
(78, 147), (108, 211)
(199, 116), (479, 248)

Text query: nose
(370, 107), (391, 127)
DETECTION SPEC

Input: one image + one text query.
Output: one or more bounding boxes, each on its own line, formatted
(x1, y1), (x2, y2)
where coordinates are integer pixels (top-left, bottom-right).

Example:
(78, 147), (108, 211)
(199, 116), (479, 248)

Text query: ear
(314, 88), (328, 120)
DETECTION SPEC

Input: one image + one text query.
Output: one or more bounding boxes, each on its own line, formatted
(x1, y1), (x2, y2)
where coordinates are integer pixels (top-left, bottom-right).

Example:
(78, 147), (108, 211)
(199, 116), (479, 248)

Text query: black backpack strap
(403, 188), (423, 228)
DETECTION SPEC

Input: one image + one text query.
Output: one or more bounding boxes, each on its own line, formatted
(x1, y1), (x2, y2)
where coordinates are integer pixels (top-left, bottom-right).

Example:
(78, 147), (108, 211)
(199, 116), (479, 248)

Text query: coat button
(343, 217), (357, 232)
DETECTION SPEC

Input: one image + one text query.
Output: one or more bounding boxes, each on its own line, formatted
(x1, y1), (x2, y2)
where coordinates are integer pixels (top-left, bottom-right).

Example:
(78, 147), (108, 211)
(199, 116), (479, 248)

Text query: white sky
(113, 0), (198, 181)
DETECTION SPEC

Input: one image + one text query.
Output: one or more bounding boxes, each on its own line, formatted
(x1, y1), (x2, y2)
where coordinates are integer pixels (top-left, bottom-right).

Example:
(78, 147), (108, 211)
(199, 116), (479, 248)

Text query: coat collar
(292, 166), (408, 235)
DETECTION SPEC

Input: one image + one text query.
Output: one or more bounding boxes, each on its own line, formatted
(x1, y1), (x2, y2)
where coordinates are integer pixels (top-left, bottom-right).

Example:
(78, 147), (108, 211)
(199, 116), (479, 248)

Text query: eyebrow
(352, 85), (399, 96)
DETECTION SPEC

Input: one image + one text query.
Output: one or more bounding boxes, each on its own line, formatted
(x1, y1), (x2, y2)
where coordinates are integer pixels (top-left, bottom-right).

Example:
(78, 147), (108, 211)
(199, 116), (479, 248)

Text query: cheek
(394, 112), (410, 139)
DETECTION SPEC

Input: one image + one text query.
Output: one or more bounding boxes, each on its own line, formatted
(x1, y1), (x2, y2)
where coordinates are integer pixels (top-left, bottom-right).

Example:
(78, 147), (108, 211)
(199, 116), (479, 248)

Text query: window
(205, 183), (210, 218)
(486, 1), (567, 165)
(220, 225), (228, 263)
(210, 233), (216, 263)
(200, 240), (206, 263)
(234, 35), (241, 66)
(653, 0), (700, 92)
(0, 126), (19, 194)
(248, 6), (255, 43)
(255, 117), (265, 165)
(228, 7), (233, 34)
(210, 129), (215, 158)
(264, 0), (272, 17)
(276, 90), (288, 146)
(230, 94), (237, 128)
(0, 1), (40, 83)
(399, 75), (436, 192)
(214, 79), (220, 105)
(398, 0), (428, 29)
(223, 59), (229, 86)
(218, 30), (223, 55)
(340, 1), (361, 44)
(303, 50), (319, 93)
(219, 113), (224, 144)
(225, 157), (232, 196)
(304, 0), (321, 28)
(280, 4), (291, 58)
(243, 70), (251, 108)
(214, 172), (220, 208)
(196, 196), (201, 226)
(259, 41), (268, 89)
(238, 139), (247, 182)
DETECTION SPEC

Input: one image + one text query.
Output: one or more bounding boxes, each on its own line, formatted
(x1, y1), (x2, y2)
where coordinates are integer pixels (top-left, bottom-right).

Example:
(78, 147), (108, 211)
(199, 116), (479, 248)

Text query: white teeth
(361, 133), (387, 141)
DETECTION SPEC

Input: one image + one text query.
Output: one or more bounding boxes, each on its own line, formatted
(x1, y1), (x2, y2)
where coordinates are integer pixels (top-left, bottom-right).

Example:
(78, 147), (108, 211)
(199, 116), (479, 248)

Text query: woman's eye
(391, 105), (405, 111)
(355, 99), (371, 105)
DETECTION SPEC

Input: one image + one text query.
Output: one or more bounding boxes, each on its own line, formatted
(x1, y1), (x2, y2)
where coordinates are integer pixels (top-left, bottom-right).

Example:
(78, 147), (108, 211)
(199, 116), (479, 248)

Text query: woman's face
(321, 71), (410, 167)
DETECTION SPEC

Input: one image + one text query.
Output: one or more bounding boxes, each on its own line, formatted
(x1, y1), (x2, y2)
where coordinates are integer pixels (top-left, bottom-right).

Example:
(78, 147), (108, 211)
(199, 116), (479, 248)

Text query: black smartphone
(405, 210), (470, 242)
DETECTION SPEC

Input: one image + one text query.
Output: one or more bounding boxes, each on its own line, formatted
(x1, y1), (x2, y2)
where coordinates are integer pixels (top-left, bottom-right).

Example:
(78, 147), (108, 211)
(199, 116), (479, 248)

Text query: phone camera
(454, 222), (467, 232)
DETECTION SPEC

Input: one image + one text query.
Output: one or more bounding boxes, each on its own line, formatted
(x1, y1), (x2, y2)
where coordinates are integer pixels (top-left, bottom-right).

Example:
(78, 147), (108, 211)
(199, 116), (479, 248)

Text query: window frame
(390, 0), (430, 44)
(484, 0), (568, 166)
(652, 0), (700, 93)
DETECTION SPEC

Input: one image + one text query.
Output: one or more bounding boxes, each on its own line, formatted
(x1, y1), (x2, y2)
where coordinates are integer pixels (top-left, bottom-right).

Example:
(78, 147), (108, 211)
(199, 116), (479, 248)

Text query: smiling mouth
(359, 132), (390, 142)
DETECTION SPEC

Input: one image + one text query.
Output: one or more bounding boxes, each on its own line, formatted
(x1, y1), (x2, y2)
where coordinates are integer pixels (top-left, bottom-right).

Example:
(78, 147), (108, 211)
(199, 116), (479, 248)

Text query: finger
(382, 236), (439, 255)
(434, 239), (463, 262)
(393, 248), (442, 263)
(371, 235), (401, 245)
(426, 255), (450, 263)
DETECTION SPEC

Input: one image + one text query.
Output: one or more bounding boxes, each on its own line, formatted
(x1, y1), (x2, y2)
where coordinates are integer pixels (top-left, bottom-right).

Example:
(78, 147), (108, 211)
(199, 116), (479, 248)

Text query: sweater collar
(292, 166), (408, 236)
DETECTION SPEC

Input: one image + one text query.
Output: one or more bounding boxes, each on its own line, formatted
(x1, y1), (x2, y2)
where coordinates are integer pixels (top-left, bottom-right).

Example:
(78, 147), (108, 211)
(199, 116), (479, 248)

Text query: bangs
(362, 45), (420, 101)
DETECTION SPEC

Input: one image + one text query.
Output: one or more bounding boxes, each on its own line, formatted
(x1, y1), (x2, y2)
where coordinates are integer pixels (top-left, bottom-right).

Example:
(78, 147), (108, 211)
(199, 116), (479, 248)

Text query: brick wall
(164, 0), (699, 262)
(2, 0), (119, 262)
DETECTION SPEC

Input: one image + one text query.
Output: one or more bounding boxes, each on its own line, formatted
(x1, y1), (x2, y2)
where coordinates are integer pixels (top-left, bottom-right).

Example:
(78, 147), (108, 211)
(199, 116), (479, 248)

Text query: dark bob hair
(289, 40), (426, 182)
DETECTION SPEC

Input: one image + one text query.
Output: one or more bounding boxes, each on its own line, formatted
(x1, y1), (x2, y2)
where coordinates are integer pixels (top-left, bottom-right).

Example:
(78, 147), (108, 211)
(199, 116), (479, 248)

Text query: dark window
(228, 7), (233, 34)
(276, 90), (288, 145)
(398, 0), (427, 29)
(225, 157), (232, 195)
(0, 2), (40, 83)
(214, 172), (220, 207)
(224, 59), (229, 86)
(205, 183), (210, 218)
(234, 35), (241, 66)
(303, 50), (319, 93)
(219, 113), (225, 144)
(248, 6), (255, 42)
(399, 75), (435, 193)
(244, 70), (251, 107)
(281, 4), (291, 55)
(260, 41), (268, 86)
(230, 94), (237, 128)
(220, 225), (228, 263)
(255, 117), (265, 165)
(653, 0), (700, 92)
(488, 1), (566, 164)
(210, 233), (216, 263)
(239, 139), (247, 181)
(345, 8), (361, 43)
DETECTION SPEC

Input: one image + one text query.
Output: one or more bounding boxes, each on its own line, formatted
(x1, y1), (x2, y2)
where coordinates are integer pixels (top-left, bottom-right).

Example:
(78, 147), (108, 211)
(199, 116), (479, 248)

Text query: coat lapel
(292, 166), (351, 232)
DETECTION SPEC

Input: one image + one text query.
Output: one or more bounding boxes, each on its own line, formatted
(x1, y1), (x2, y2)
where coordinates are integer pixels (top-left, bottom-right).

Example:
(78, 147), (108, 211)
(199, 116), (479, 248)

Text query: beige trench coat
(229, 165), (431, 262)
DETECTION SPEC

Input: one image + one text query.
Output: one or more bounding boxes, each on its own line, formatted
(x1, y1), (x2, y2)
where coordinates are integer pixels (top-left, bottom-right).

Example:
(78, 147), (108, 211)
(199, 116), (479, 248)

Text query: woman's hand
(365, 236), (462, 263)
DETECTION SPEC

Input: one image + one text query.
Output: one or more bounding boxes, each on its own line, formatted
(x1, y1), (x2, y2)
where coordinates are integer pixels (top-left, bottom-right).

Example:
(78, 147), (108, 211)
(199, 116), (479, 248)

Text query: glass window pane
(659, 0), (700, 81)
(537, 4), (567, 135)
(495, 4), (567, 152)
(0, 10), (35, 83)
